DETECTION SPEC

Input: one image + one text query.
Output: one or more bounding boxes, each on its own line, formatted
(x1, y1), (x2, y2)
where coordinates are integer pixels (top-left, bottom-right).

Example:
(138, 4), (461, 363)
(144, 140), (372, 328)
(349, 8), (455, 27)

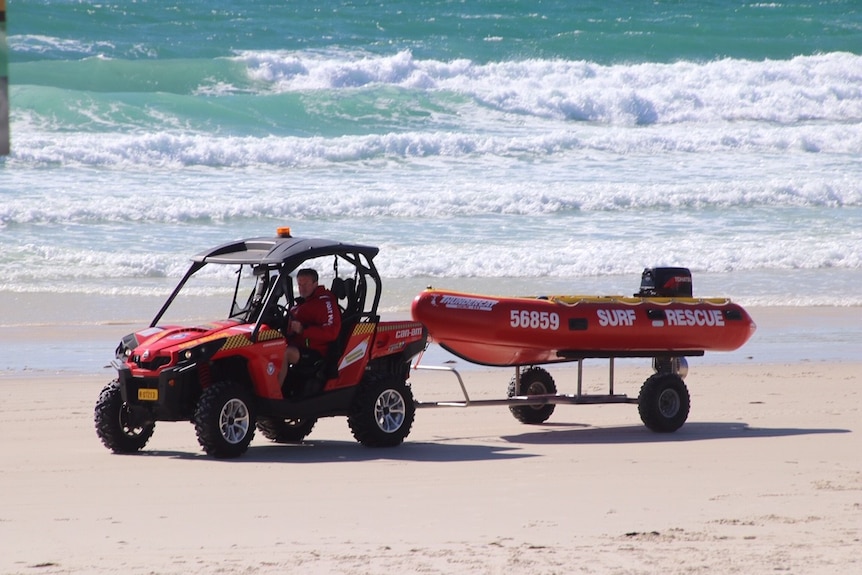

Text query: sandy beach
(6, 1), (861, 572)
(1, 315), (860, 575)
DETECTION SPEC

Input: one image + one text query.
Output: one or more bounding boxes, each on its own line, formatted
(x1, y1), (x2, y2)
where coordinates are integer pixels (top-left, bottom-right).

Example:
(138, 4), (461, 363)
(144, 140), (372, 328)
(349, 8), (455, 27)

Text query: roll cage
(150, 234), (382, 341)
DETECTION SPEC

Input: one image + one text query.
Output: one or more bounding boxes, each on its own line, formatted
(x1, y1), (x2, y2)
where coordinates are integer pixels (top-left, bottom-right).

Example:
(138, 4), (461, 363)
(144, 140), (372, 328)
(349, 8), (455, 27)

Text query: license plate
(138, 388), (158, 401)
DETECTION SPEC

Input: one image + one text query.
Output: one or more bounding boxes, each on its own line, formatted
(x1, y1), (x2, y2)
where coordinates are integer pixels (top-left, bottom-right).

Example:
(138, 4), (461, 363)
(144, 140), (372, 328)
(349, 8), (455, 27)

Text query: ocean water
(1, 1), (862, 372)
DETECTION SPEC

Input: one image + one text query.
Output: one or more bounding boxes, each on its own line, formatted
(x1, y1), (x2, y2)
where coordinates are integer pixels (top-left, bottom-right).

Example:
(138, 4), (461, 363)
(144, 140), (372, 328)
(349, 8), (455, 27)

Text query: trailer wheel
(194, 380), (256, 458)
(348, 372), (415, 447)
(638, 373), (690, 432)
(256, 416), (317, 443)
(507, 367), (557, 424)
(94, 380), (155, 453)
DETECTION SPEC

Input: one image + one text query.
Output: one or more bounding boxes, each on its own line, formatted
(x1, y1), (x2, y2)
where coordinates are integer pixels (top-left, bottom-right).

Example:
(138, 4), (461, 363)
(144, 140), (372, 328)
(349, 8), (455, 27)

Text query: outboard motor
(637, 267), (693, 297)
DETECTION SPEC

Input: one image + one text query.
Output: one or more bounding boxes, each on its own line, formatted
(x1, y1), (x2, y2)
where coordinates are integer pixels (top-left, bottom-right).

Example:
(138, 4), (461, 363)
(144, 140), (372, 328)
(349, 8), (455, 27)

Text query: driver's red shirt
(289, 285), (341, 355)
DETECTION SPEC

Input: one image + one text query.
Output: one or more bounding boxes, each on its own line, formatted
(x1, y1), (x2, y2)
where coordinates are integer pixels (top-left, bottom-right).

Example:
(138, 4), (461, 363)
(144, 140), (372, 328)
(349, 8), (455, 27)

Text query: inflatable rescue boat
(411, 267), (756, 367)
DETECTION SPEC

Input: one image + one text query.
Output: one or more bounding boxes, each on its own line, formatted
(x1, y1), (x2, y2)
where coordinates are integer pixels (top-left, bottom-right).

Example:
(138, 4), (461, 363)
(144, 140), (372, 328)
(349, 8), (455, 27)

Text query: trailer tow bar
(412, 359), (647, 410)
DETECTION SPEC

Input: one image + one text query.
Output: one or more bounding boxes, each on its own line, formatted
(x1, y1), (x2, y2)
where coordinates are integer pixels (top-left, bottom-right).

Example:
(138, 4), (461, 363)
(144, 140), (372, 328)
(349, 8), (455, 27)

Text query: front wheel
(94, 380), (155, 453)
(194, 380), (256, 458)
(638, 373), (690, 432)
(507, 367), (557, 424)
(348, 373), (415, 447)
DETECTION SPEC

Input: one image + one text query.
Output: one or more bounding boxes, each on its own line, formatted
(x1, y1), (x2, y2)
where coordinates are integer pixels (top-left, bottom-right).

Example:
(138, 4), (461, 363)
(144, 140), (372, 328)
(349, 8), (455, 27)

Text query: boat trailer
(411, 351), (703, 432)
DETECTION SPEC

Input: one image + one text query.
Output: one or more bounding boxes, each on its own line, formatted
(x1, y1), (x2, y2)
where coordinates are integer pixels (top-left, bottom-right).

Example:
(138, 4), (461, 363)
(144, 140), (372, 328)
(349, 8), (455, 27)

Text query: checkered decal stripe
(352, 323), (375, 335)
(257, 329), (283, 341)
(219, 334), (253, 351)
(177, 329), (282, 352)
(377, 322), (423, 332)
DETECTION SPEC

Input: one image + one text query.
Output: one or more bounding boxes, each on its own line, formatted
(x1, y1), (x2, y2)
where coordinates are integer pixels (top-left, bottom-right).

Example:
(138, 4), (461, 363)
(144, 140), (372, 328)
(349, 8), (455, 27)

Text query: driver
(278, 268), (341, 392)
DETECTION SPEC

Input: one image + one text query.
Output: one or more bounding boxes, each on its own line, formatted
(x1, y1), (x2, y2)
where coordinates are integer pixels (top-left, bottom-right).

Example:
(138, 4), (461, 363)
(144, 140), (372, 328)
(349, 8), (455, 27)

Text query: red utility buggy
(95, 229), (428, 458)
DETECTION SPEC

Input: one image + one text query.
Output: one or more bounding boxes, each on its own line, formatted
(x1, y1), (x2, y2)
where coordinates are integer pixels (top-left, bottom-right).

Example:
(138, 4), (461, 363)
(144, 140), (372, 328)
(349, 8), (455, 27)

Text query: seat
(322, 276), (359, 379)
(330, 277), (347, 301)
(330, 277), (357, 314)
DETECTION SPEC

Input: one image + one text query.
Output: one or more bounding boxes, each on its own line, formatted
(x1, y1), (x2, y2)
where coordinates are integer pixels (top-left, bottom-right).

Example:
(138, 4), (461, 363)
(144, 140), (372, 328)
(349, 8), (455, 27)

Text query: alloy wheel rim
(219, 398), (250, 444)
(374, 389), (405, 433)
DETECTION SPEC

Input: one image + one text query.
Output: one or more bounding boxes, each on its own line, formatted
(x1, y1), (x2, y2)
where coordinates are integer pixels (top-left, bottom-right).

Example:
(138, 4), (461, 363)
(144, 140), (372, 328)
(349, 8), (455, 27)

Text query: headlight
(179, 346), (205, 363)
(177, 340), (223, 366)
(116, 333), (140, 360)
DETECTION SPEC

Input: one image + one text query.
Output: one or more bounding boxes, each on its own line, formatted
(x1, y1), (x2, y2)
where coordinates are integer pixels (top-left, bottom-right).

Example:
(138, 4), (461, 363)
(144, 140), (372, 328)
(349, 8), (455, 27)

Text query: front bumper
(115, 360), (202, 422)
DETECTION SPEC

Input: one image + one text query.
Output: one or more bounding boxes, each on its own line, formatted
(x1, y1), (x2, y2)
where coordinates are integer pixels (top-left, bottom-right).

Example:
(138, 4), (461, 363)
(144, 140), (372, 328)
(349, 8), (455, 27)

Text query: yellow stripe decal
(377, 322), (423, 332)
(258, 329), (283, 341)
(352, 323), (376, 335)
(220, 334), (253, 351)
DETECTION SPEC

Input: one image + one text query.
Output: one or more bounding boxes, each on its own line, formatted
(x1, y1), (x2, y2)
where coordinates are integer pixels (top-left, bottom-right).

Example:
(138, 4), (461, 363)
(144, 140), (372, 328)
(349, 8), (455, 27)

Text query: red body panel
(329, 320), (426, 390)
(411, 289), (756, 367)
(124, 319), (427, 399)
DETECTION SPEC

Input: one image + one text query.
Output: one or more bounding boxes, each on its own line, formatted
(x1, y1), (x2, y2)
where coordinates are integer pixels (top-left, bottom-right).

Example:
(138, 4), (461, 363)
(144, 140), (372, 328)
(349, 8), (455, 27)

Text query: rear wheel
(348, 372), (415, 447)
(256, 416), (317, 443)
(638, 373), (690, 432)
(194, 380), (256, 458)
(507, 367), (557, 424)
(94, 380), (155, 453)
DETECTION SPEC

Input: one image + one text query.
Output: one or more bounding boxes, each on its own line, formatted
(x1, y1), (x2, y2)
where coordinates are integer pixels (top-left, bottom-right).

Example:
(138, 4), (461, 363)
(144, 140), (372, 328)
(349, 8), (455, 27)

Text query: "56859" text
(509, 310), (560, 330)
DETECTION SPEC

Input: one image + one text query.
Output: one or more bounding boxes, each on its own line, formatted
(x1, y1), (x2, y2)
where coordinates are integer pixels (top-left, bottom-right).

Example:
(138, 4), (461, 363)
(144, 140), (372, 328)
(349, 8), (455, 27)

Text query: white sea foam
(7, 120), (862, 169)
(4, 51), (861, 308)
(1, 161), (860, 227)
(2, 205), (860, 304)
(9, 51), (862, 169)
(9, 34), (116, 57)
(238, 50), (862, 125)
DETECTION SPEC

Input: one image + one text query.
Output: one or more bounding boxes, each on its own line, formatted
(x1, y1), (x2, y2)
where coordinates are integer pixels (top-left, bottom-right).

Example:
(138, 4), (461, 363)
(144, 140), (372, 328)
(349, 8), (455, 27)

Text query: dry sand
(1, 355), (860, 575)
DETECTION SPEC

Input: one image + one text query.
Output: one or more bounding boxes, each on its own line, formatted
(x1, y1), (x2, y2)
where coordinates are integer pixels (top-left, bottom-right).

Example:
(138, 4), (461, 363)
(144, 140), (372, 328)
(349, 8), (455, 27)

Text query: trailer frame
(411, 350), (703, 432)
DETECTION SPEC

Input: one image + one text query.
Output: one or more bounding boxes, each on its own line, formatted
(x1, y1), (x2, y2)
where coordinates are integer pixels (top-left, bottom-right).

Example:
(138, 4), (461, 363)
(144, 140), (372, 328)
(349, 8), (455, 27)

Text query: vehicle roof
(192, 235), (380, 267)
